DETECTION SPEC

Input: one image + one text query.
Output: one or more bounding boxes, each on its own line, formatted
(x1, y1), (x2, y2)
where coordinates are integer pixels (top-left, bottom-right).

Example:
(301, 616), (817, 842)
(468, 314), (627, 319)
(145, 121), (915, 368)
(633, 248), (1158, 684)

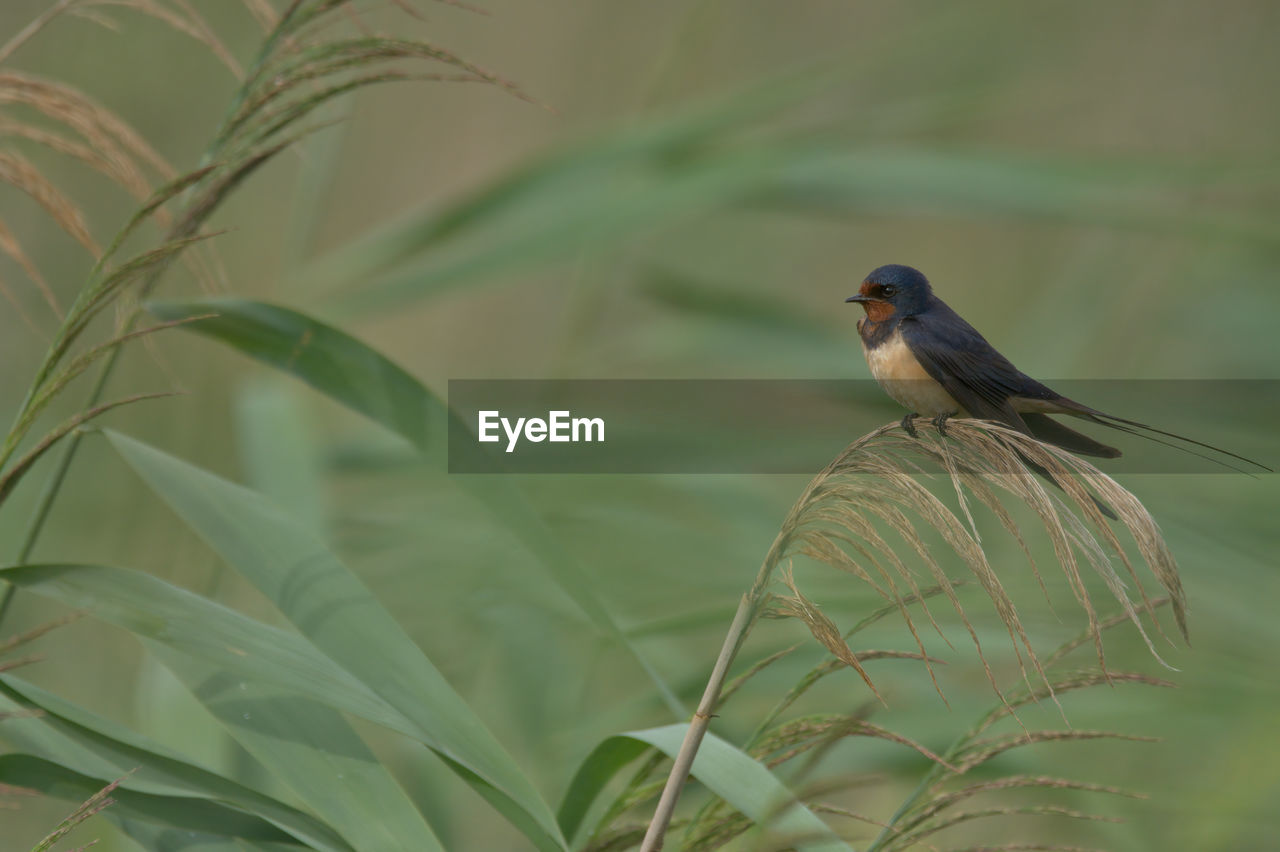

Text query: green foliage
(304, 116), (1280, 316)
(563, 726), (854, 852)
(147, 297), (687, 716)
(0, 2), (1276, 851)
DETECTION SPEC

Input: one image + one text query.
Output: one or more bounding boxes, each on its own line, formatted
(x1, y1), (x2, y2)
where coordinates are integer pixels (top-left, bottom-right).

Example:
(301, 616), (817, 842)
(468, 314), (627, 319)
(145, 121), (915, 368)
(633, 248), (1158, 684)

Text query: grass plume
(0, 0), (532, 633)
(639, 419), (1185, 851)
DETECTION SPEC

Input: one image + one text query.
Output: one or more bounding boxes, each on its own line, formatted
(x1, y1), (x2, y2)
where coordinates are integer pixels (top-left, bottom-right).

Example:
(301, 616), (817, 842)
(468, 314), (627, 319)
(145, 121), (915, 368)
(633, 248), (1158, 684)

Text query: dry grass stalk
(98, 0), (243, 75)
(0, 612), (83, 658)
(241, 0), (281, 31)
(0, 113), (149, 203)
(0, 0), (531, 536)
(0, 73), (173, 179)
(862, 604), (1176, 852)
(771, 420), (1185, 706)
(752, 713), (957, 773)
(0, 69), (183, 302)
(29, 774), (124, 852)
(0, 1), (80, 66)
(0, 273), (44, 336)
(0, 0), (238, 73)
(0, 391), (178, 505)
(0, 151), (99, 255)
(641, 419), (1183, 851)
(0, 217), (62, 318)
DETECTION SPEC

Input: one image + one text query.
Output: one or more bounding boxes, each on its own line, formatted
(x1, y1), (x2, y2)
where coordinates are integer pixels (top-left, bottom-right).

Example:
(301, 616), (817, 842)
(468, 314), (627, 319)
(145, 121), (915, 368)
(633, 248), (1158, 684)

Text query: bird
(845, 264), (1268, 511)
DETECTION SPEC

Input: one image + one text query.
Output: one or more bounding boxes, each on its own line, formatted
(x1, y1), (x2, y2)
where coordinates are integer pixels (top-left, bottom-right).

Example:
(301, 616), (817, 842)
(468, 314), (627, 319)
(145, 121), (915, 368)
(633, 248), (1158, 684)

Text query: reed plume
(640, 418), (1185, 851)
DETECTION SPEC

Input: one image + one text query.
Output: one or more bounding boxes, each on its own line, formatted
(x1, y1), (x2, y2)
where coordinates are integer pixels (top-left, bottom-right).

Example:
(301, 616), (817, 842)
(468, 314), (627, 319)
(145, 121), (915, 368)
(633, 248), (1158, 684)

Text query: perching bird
(845, 264), (1268, 509)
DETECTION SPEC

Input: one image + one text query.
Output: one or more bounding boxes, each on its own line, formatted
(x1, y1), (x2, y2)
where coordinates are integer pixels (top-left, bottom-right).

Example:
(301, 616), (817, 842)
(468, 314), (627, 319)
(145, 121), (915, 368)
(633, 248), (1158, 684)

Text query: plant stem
(636, 451), (839, 851)
(0, 5), (303, 630)
(0, 328), (128, 628)
(639, 592), (759, 852)
(0, 0), (77, 66)
(638, 513), (796, 850)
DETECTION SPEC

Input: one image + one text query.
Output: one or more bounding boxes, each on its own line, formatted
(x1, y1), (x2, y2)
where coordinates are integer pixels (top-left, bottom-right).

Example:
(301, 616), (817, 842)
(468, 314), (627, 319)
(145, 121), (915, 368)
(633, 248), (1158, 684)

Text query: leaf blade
(102, 429), (567, 852)
(0, 675), (353, 851)
(563, 725), (855, 852)
(145, 298), (686, 717)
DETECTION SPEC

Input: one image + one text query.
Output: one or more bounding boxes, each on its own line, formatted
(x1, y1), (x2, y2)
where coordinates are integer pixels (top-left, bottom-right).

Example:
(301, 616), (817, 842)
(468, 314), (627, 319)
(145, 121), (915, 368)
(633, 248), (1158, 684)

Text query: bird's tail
(1022, 413), (1121, 459)
(1051, 400), (1272, 474)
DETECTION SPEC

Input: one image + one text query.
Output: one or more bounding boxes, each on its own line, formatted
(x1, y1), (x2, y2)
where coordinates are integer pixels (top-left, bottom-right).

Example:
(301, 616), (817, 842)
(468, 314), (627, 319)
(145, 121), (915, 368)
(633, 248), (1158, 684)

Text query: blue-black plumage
(845, 264), (1269, 510)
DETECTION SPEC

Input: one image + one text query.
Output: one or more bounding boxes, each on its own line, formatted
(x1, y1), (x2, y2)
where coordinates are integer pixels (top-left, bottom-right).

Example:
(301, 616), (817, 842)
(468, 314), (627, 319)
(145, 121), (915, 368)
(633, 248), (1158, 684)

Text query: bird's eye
(881, 285), (896, 298)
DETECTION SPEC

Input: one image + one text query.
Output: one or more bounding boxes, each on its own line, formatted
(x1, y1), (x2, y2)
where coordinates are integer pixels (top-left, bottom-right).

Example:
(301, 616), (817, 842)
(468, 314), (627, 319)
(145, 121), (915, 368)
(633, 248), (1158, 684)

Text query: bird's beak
(845, 294), (872, 303)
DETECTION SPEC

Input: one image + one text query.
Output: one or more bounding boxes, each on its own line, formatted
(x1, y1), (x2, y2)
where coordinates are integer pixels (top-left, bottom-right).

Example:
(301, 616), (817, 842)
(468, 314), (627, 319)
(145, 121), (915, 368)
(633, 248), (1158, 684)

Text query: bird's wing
(897, 302), (1053, 429)
(898, 302), (1123, 517)
(902, 301), (1267, 472)
(1021, 413), (1121, 459)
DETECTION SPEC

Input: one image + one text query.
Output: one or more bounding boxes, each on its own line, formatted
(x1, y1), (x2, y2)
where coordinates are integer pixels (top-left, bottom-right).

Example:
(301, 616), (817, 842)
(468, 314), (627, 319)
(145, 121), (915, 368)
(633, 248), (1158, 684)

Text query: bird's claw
(932, 411), (957, 436)
(900, 413), (919, 438)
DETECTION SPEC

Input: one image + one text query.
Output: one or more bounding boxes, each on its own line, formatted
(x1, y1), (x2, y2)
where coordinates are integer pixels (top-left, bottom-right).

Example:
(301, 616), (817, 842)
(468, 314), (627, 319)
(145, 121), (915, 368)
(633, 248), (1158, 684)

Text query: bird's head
(845, 264), (933, 321)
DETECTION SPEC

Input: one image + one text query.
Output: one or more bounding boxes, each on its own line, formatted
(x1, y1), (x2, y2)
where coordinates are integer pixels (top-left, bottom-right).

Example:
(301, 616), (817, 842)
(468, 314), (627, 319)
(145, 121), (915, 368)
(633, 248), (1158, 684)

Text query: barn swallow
(845, 264), (1268, 504)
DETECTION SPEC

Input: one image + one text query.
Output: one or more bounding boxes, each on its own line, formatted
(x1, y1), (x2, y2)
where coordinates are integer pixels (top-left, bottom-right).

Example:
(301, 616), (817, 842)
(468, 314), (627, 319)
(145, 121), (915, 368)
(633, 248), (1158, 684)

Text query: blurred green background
(1, 1), (1277, 849)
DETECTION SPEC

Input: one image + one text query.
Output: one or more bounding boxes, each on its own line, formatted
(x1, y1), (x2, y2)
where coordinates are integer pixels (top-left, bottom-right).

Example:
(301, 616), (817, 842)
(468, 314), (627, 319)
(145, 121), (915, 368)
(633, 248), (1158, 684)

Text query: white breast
(863, 328), (965, 417)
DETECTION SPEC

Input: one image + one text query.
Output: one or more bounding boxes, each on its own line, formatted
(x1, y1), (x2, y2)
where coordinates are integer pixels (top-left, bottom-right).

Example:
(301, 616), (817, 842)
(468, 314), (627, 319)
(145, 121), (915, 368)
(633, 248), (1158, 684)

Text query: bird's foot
(931, 411), (957, 436)
(900, 413), (920, 438)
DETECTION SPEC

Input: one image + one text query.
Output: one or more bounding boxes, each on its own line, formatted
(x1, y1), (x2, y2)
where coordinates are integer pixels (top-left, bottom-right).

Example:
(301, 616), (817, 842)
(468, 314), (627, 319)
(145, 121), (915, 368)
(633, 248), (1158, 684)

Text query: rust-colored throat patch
(861, 299), (896, 323)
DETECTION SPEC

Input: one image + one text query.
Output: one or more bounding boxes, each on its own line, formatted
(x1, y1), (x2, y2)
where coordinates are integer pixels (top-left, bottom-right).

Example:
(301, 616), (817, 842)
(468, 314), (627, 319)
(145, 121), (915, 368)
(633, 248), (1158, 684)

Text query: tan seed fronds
(0, 72), (173, 180)
(868, 604), (1171, 852)
(0, 273), (43, 335)
(587, 755), (669, 850)
(418, 0), (492, 15)
(755, 713), (957, 774)
(0, 611), (83, 656)
(339, 2), (374, 35)
(222, 38), (536, 153)
(953, 728), (1160, 774)
(971, 671), (1176, 739)
(240, 0), (280, 32)
(0, 0), (79, 66)
(0, 119), (152, 206)
(389, 0), (426, 17)
(955, 472), (1053, 610)
(66, 6), (122, 31)
(796, 514), (953, 699)
(716, 642), (799, 709)
(906, 774), (1144, 831)
(893, 804), (1120, 850)
(734, 587), (961, 740)
(0, 391), (178, 507)
(1, 781), (39, 797)
(684, 812), (752, 852)
(766, 419), (1186, 719)
(740, 584), (961, 722)
(100, 0), (244, 76)
(18, 314), (210, 442)
(30, 773), (126, 852)
(745, 644), (947, 744)
(775, 567), (884, 703)
(0, 653), (44, 672)
(586, 824), (661, 852)
(1043, 599), (1170, 669)
(750, 713), (858, 758)
(0, 151), (98, 255)
(810, 802), (893, 830)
